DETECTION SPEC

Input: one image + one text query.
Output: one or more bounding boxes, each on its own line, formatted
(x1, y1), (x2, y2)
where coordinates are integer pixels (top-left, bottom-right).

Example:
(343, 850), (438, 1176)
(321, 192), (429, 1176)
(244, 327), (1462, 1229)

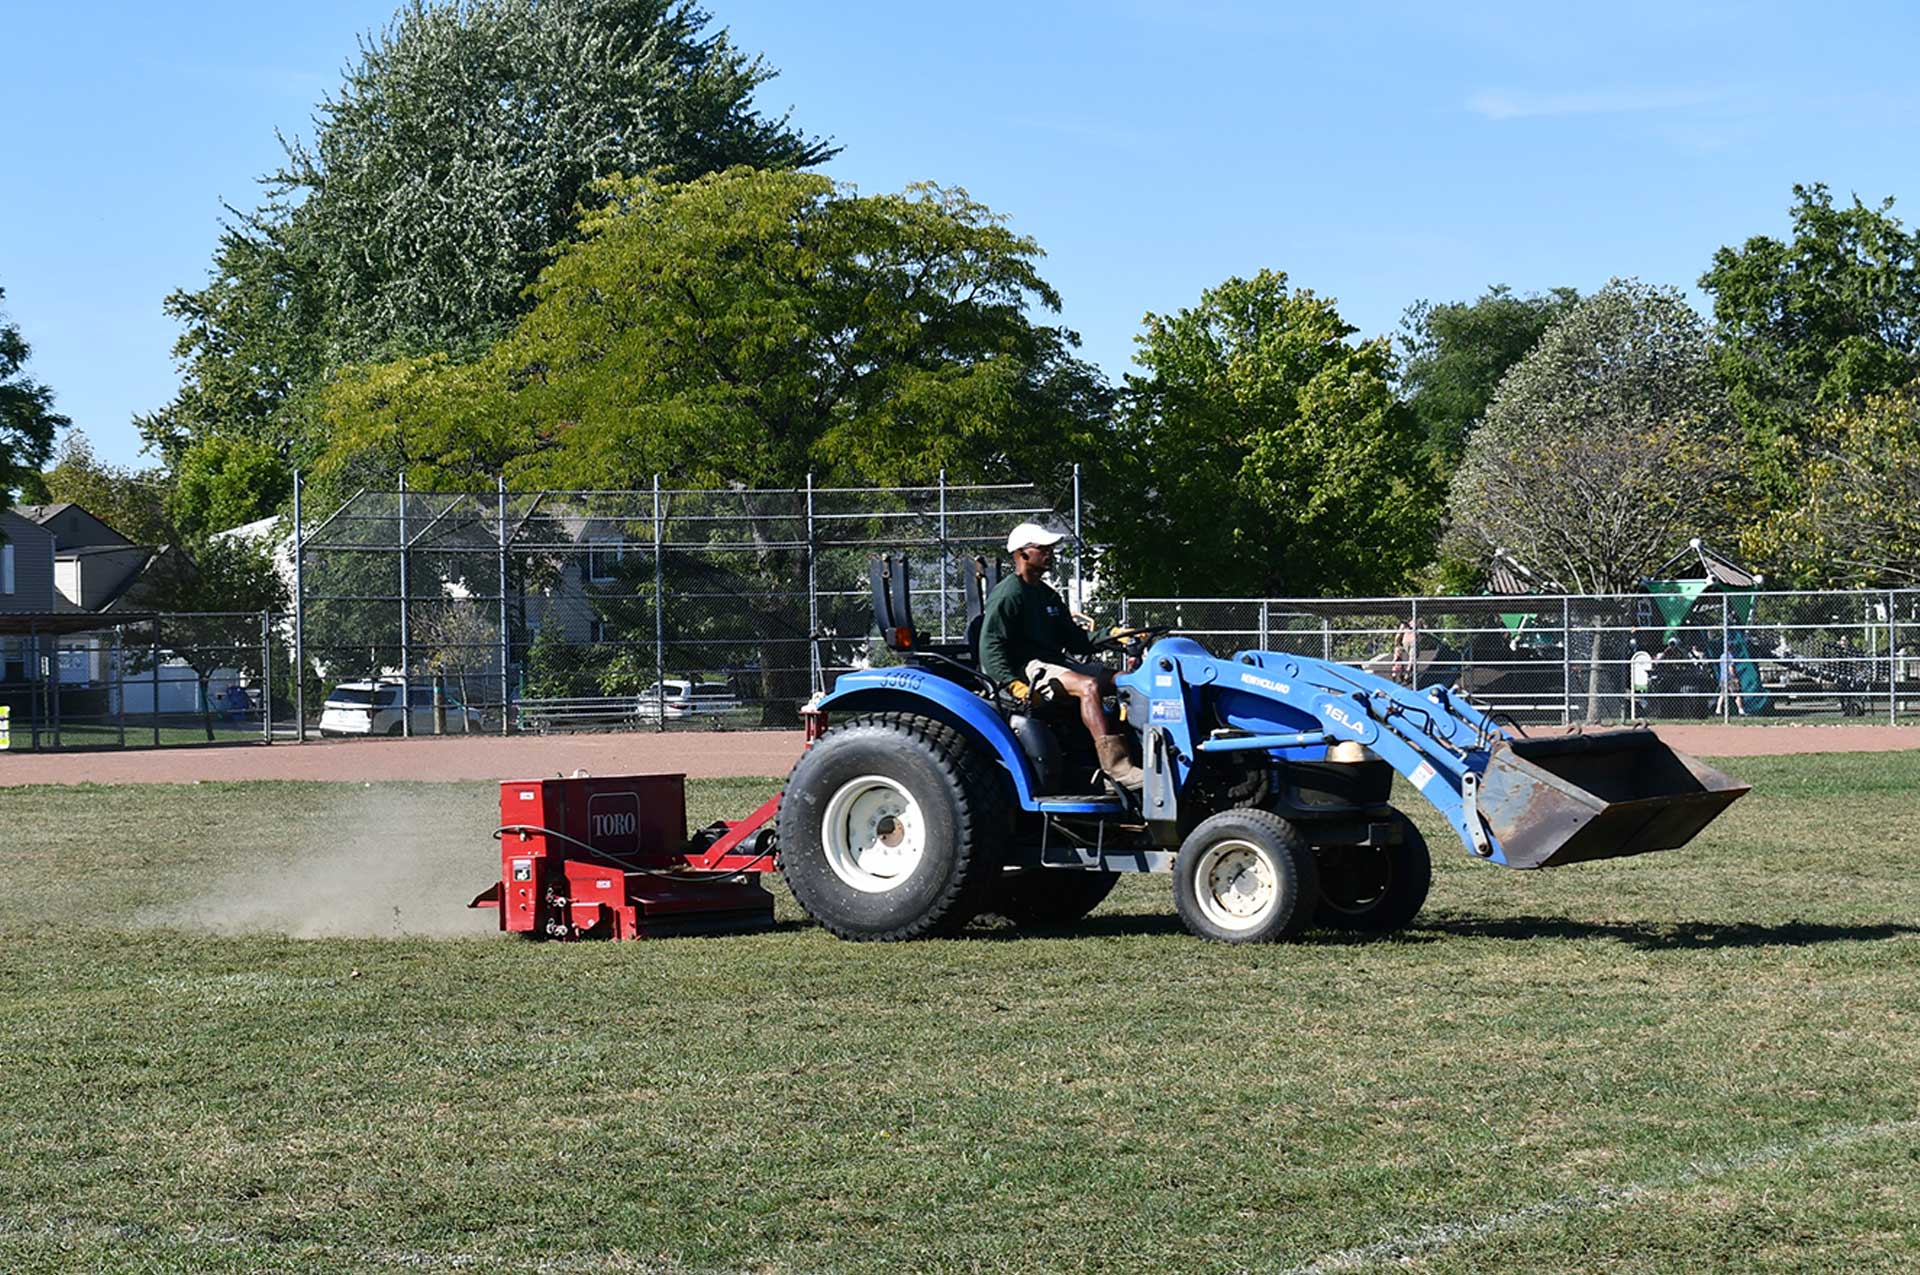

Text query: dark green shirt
(978, 574), (1094, 686)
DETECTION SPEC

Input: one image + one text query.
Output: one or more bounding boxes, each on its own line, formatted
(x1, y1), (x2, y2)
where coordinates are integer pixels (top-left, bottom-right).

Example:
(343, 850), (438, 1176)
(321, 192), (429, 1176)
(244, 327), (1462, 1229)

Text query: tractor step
(1033, 797), (1128, 814)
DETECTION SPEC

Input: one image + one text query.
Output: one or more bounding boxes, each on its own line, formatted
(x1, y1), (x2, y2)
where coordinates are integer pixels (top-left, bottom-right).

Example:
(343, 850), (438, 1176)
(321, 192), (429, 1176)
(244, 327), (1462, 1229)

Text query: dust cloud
(140, 786), (502, 939)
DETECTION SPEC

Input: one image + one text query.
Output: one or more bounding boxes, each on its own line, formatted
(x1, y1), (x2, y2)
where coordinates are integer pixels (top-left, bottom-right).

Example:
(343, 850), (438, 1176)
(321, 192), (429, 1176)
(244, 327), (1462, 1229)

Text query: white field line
(1283, 1116), (1920, 1275)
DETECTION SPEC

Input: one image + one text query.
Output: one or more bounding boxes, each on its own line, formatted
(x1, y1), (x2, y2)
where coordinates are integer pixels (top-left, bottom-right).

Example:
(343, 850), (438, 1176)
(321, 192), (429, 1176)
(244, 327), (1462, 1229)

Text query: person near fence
(1390, 620), (1416, 685)
(979, 522), (1144, 790)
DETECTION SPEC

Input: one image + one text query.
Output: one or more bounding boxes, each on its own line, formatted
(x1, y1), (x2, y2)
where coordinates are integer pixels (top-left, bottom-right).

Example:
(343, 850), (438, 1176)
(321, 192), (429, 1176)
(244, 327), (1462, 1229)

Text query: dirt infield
(4, 722), (1918, 787)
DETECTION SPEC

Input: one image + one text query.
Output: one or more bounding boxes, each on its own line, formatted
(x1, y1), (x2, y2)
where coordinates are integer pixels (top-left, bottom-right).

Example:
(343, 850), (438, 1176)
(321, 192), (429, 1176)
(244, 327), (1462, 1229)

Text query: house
(1, 509), (60, 691)
(14, 502), (169, 613)
(7, 503), (217, 715)
(0, 509), (58, 615)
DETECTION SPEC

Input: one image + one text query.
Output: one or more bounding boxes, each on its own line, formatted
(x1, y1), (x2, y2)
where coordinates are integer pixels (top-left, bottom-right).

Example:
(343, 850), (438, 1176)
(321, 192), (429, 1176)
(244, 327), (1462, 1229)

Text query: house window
(588, 617), (608, 644)
(585, 542), (622, 583)
(2, 543), (12, 594)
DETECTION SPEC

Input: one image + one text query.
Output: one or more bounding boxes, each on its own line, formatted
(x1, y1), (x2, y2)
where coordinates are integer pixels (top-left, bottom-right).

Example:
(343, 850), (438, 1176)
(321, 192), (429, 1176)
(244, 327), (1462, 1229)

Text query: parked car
(634, 679), (742, 721)
(318, 680), (485, 736)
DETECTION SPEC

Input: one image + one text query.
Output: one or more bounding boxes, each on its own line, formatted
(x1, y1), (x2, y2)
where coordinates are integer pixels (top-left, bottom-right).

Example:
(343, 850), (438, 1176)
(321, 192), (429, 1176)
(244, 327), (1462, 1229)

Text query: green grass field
(1, 756), (1915, 1272)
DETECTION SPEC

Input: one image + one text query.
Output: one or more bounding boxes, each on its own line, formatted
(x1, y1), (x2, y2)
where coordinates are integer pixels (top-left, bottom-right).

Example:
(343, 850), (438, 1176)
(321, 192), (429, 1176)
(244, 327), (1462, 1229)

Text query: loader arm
(1115, 638), (1747, 869)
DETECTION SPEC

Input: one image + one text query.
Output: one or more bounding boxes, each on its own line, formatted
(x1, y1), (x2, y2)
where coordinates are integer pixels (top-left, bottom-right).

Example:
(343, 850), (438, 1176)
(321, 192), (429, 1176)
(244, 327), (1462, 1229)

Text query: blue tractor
(776, 557), (1749, 943)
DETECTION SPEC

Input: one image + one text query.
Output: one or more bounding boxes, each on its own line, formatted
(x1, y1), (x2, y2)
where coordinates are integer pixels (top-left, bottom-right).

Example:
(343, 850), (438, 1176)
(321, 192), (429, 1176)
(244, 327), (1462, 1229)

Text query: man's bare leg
(1051, 668), (1141, 789)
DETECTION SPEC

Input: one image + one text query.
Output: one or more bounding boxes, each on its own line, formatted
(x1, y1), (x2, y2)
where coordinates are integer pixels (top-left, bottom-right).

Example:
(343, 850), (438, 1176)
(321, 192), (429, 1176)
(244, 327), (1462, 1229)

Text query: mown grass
(0, 755), (1915, 1272)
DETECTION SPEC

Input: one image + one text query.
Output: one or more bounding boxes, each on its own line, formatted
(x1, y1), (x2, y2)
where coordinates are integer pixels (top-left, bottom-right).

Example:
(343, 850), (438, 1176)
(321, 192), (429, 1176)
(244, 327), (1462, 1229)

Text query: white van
(634, 679), (743, 721)
(318, 680), (485, 736)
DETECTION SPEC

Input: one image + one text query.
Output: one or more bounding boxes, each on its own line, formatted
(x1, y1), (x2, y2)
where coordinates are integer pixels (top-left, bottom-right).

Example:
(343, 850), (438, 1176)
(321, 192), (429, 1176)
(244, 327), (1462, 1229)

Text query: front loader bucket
(1477, 730), (1749, 869)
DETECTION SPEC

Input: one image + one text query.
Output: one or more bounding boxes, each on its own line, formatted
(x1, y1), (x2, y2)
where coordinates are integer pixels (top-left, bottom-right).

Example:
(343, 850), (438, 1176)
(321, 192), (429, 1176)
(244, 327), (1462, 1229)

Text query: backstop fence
(292, 474), (1082, 739)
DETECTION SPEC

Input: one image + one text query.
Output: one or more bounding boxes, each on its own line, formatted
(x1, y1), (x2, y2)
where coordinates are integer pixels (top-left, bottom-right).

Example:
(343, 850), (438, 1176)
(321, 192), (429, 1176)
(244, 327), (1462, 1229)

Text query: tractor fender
(818, 669), (1045, 808)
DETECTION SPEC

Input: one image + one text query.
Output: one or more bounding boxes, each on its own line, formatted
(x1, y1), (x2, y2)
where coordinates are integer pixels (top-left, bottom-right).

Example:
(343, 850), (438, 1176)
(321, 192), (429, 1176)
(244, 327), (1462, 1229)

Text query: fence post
(397, 473), (411, 738)
(293, 470), (306, 742)
(1072, 463), (1084, 615)
(48, 624), (60, 749)
(1259, 598), (1271, 652)
(937, 468), (949, 641)
(261, 610), (273, 744)
(151, 617), (162, 747)
(653, 474), (665, 732)
(1719, 597), (1731, 724)
(27, 620), (39, 751)
(1890, 589), (1900, 725)
(807, 473), (821, 694)
(498, 475), (510, 737)
(1561, 598), (1572, 726)
(114, 627), (126, 747)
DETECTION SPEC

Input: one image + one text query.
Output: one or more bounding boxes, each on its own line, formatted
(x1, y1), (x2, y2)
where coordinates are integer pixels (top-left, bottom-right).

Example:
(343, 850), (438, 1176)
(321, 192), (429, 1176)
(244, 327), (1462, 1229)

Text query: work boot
(1096, 734), (1144, 790)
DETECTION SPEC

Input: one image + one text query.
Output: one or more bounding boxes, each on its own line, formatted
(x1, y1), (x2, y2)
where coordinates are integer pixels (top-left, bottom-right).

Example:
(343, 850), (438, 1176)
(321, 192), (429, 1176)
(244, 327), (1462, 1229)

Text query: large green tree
(1, 287), (68, 518)
(315, 167), (1109, 493)
(1751, 384), (1920, 587)
(21, 431), (174, 545)
(1447, 279), (1741, 594)
(1398, 284), (1580, 470)
(312, 167), (1109, 725)
(1095, 270), (1435, 598)
(1701, 184), (1920, 501)
(140, 0), (832, 496)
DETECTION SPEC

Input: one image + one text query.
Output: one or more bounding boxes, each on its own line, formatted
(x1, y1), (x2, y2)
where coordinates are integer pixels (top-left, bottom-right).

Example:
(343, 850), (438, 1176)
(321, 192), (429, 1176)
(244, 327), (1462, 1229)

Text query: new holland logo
(1237, 672), (1291, 695)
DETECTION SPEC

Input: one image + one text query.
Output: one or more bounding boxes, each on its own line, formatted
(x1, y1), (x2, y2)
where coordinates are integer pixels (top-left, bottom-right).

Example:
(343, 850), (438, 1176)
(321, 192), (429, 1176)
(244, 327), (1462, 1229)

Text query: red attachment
(472, 772), (774, 940)
(682, 792), (783, 872)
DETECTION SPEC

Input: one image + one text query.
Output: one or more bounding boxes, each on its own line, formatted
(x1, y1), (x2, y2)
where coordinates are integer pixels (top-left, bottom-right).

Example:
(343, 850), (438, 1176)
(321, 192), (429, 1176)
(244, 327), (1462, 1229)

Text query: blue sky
(4, 1), (1916, 468)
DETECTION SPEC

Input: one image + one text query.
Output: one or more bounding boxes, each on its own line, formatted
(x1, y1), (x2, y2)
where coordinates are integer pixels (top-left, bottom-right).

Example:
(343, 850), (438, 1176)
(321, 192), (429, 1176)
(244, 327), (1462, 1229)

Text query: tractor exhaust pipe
(1477, 730), (1749, 869)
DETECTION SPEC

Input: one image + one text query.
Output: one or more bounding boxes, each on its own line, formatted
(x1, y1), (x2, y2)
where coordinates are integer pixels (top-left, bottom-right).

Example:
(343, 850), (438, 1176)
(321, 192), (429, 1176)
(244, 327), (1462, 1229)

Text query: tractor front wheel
(1314, 816), (1431, 934)
(777, 712), (1005, 940)
(986, 869), (1120, 928)
(1172, 810), (1319, 943)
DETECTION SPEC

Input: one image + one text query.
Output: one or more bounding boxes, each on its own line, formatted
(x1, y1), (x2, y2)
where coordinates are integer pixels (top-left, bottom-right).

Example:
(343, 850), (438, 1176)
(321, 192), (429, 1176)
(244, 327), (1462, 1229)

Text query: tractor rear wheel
(777, 712), (1006, 940)
(1314, 816), (1430, 934)
(1172, 809), (1319, 943)
(986, 869), (1120, 928)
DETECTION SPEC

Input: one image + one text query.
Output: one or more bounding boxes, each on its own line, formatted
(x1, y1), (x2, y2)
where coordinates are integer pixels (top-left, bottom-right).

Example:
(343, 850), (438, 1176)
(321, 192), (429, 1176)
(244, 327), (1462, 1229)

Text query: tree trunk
(1585, 633), (1604, 724)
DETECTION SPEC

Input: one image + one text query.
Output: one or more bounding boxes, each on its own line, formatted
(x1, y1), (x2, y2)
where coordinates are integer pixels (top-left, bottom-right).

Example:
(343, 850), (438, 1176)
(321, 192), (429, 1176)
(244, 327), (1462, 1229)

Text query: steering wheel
(1092, 623), (1174, 652)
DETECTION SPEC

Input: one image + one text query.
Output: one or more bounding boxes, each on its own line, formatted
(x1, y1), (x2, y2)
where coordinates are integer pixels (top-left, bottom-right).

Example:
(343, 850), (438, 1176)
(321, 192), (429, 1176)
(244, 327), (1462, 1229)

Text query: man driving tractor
(979, 522), (1145, 790)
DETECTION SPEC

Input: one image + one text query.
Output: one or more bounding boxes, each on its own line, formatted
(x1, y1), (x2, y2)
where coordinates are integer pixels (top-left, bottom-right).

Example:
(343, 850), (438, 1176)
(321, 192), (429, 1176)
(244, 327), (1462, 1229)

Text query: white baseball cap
(1006, 521), (1067, 553)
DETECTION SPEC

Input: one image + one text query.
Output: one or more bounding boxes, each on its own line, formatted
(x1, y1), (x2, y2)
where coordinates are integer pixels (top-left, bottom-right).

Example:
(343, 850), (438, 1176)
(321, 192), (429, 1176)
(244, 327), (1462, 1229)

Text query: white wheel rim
(1193, 838), (1279, 931)
(821, 775), (928, 894)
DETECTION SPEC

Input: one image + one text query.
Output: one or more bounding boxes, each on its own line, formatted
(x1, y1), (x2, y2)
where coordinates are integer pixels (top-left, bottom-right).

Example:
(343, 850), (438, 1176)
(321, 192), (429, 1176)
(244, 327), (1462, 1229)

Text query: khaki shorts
(1025, 656), (1105, 691)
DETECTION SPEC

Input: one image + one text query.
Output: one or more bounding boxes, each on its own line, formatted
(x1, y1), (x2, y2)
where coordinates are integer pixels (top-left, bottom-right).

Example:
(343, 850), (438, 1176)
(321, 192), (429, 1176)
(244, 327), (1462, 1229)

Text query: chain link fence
(1121, 590), (1920, 726)
(10, 486), (1917, 750)
(0, 613), (280, 752)
(294, 476), (1078, 739)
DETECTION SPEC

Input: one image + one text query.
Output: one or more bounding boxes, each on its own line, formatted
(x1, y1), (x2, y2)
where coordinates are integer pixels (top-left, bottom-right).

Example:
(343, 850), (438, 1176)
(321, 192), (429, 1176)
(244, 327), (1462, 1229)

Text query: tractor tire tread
(780, 711), (1008, 941)
(1314, 813), (1432, 934)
